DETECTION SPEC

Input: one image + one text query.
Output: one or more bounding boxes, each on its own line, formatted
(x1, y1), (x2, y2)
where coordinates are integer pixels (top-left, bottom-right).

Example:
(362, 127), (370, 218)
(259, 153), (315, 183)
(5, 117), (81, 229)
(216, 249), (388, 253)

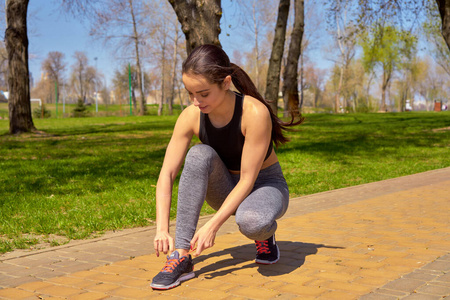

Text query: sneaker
(255, 235), (280, 264)
(150, 250), (195, 290)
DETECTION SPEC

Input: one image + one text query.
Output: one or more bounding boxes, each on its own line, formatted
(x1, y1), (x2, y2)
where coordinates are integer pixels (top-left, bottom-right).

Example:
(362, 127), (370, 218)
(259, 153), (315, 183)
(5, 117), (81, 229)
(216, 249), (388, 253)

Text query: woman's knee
(184, 144), (217, 171)
(186, 144), (216, 163)
(235, 211), (277, 240)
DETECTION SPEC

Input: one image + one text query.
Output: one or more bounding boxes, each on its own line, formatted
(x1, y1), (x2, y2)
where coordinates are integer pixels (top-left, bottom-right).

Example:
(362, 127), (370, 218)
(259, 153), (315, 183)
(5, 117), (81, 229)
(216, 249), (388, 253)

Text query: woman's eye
(201, 94), (209, 98)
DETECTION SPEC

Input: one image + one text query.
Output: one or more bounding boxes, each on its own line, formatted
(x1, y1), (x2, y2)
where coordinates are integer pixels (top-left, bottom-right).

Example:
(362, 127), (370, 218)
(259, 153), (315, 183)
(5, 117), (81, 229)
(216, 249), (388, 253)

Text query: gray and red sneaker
(151, 250), (195, 290)
(255, 235), (280, 264)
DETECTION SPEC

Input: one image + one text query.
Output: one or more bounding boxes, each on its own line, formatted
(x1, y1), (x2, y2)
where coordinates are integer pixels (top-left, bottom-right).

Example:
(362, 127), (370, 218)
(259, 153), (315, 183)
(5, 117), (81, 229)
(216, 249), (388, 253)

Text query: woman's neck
(208, 90), (236, 127)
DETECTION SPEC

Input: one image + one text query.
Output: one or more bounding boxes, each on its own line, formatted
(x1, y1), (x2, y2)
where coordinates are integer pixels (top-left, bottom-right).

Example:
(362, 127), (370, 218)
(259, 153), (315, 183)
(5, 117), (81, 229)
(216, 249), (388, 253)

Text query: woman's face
(182, 73), (230, 114)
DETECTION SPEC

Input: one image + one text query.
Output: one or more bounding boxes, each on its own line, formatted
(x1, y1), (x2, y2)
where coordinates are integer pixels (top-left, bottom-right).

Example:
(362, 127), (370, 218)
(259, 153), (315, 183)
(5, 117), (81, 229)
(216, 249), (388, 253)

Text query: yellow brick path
(0, 168), (449, 299)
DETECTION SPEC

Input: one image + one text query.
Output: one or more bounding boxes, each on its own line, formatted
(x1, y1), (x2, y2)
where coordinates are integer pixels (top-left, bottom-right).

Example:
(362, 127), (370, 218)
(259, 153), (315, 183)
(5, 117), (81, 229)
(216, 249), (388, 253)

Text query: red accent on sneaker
(255, 240), (270, 254)
(161, 257), (185, 273)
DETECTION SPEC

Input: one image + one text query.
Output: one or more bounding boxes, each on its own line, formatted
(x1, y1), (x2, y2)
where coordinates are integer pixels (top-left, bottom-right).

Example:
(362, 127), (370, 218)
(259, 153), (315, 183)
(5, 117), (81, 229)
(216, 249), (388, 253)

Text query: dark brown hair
(182, 44), (303, 147)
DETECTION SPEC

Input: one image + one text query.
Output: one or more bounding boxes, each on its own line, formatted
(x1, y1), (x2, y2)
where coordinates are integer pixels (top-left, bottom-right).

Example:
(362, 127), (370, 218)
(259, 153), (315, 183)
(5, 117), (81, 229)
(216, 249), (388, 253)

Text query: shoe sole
(255, 245), (280, 265)
(150, 271), (195, 290)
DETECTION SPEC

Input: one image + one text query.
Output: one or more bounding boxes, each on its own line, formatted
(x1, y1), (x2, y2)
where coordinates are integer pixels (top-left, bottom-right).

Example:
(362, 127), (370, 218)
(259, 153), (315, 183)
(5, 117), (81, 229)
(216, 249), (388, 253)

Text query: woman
(151, 44), (303, 290)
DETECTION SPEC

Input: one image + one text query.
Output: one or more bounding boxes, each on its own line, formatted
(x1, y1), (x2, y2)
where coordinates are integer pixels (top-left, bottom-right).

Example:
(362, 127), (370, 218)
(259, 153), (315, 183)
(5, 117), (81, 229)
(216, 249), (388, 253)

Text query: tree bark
(169, 27), (180, 115)
(6, 0), (35, 134)
(159, 37), (166, 117)
(335, 66), (344, 112)
(264, 0), (290, 115)
(380, 68), (391, 112)
(436, 0), (450, 50)
(282, 0), (304, 118)
(168, 0), (222, 54)
(129, 0), (146, 116)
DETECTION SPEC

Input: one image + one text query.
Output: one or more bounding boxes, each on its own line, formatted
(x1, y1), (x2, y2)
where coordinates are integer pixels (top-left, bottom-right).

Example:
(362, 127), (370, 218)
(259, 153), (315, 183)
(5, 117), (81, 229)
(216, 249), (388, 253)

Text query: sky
(27, 2), (112, 87)
(24, 1), (332, 89)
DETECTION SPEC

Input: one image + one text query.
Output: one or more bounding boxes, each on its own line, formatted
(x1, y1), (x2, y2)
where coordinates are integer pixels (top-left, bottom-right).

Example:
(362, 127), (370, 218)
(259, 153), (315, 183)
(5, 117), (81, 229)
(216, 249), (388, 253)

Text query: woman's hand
(190, 220), (219, 257)
(154, 231), (174, 257)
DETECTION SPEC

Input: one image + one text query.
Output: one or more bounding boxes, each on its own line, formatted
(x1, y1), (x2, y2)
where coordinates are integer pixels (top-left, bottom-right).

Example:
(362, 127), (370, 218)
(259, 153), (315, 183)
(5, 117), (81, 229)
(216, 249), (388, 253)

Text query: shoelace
(161, 257), (185, 273)
(255, 240), (270, 254)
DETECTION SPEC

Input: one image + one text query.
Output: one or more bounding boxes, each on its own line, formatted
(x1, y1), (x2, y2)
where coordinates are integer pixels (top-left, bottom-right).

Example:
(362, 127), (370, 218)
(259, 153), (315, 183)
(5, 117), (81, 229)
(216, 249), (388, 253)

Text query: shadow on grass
(193, 241), (344, 279)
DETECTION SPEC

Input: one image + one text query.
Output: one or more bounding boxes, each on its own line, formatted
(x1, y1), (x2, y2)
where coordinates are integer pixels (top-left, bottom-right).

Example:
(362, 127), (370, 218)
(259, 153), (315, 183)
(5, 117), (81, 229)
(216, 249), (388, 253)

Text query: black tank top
(199, 93), (273, 171)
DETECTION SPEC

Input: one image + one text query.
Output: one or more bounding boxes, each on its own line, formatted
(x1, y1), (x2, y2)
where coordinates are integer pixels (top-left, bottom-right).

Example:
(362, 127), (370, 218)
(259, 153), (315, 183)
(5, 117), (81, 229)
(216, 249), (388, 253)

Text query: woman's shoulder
(242, 95), (270, 118)
(176, 104), (200, 135)
(177, 104), (199, 119)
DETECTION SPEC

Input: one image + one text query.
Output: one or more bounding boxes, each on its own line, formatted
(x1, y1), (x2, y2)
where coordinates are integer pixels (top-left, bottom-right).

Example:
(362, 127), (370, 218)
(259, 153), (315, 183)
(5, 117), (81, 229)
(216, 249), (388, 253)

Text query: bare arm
(154, 106), (197, 256)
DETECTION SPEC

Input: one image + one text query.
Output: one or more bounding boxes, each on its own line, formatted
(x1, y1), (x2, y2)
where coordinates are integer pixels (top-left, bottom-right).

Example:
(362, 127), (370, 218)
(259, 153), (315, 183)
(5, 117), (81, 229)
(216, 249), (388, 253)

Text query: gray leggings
(175, 144), (289, 250)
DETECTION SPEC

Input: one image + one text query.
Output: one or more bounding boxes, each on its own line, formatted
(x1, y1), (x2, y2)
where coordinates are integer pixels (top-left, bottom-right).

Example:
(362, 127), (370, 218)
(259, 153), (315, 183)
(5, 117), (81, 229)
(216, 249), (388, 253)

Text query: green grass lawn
(0, 110), (449, 253)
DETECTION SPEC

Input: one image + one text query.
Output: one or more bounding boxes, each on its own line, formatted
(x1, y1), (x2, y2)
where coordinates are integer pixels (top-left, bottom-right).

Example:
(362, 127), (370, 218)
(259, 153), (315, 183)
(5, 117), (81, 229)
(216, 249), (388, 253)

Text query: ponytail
(183, 44), (303, 147)
(230, 63), (303, 147)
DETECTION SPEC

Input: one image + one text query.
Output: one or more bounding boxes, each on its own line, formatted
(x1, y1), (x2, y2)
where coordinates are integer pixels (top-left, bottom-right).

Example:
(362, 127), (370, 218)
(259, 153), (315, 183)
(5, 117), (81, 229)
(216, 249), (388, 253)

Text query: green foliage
(33, 106), (51, 119)
(71, 98), (91, 118)
(0, 112), (449, 253)
(359, 24), (418, 74)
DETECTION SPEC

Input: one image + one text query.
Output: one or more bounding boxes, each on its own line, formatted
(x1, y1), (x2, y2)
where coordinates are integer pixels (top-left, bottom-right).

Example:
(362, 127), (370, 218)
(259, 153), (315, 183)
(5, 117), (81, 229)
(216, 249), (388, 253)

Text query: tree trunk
(265, 0), (290, 115)
(159, 36), (166, 116)
(436, 0), (450, 50)
(6, 0), (35, 134)
(129, 0), (146, 116)
(299, 52), (304, 109)
(251, 1), (260, 92)
(169, 28), (180, 115)
(168, 0), (222, 54)
(380, 70), (390, 112)
(282, 0), (304, 118)
(335, 66), (344, 113)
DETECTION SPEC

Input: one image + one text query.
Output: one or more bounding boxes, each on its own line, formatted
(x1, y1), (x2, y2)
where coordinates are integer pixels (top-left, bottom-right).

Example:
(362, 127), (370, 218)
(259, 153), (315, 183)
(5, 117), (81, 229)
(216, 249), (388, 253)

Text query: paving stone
(415, 283), (450, 296)
(381, 277), (426, 292)
(403, 271), (440, 281)
(401, 293), (442, 300)
(434, 272), (450, 283)
(70, 291), (109, 300)
(438, 254), (450, 261)
(359, 293), (399, 300)
(376, 288), (410, 297)
(0, 288), (36, 299)
(421, 260), (450, 272)
(37, 285), (82, 298)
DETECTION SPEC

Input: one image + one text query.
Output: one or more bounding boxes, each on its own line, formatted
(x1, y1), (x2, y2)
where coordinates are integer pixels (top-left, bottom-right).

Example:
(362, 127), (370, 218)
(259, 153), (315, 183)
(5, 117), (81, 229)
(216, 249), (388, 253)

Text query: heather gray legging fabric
(175, 144), (289, 250)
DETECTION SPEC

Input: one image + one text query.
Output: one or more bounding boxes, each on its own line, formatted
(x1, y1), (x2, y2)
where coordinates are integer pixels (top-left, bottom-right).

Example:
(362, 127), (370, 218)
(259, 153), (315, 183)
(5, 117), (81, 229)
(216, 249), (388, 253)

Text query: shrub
(71, 98), (90, 118)
(33, 106), (51, 119)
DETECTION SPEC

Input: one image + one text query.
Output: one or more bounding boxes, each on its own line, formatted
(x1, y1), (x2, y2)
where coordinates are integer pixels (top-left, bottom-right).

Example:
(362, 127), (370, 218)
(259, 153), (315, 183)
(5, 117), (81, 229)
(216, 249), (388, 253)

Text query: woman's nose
(193, 97), (200, 106)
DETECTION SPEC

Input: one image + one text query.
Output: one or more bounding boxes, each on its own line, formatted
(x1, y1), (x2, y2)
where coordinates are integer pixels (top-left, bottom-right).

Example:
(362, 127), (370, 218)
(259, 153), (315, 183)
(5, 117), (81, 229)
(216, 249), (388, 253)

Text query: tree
(112, 63), (151, 113)
(148, 1), (184, 116)
(89, 0), (148, 115)
(0, 42), (8, 90)
(5, 0), (35, 134)
(416, 57), (449, 111)
(41, 51), (66, 104)
(356, 1), (450, 51)
(304, 64), (326, 109)
(5, 0), (104, 133)
(327, 0), (357, 113)
(236, 0), (276, 93)
(436, 0), (450, 50)
(360, 24), (416, 111)
(282, 0), (304, 117)
(396, 34), (419, 112)
(70, 51), (100, 104)
(168, 0), (222, 54)
(424, 3), (450, 77)
(265, 0), (290, 115)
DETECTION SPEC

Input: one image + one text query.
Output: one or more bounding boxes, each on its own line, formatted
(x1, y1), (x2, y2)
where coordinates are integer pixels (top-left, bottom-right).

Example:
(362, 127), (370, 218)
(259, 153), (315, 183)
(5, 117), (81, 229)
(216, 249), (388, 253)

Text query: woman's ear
(222, 75), (232, 90)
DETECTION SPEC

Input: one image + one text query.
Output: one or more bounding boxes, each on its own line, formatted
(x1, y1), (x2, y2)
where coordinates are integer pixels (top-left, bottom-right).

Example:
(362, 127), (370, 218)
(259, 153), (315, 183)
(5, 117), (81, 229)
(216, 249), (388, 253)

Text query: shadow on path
(194, 241), (344, 279)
